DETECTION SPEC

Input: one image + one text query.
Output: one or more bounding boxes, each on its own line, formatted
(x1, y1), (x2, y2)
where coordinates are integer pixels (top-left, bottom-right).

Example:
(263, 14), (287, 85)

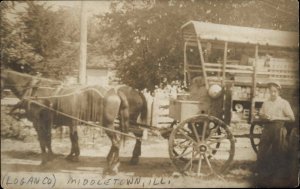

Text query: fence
(144, 90), (174, 128)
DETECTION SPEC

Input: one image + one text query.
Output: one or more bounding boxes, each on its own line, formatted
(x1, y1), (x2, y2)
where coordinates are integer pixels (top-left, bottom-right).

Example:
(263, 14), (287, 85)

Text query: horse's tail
(118, 91), (129, 146)
(139, 91), (148, 125)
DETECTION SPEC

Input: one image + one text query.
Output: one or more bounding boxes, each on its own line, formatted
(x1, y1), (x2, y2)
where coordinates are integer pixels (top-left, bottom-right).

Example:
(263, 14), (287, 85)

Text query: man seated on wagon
(255, 81), (295, 186)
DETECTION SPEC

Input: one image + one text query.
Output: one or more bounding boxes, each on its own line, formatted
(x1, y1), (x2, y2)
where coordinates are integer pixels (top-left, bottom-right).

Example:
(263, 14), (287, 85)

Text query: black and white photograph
(1, 0), (299, 188)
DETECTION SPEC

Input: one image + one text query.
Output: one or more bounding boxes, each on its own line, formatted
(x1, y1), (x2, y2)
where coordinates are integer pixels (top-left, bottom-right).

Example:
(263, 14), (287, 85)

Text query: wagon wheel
(249, 124), (263, 153)
(172, 123), (222, 162)
(169, 114), (235, 177)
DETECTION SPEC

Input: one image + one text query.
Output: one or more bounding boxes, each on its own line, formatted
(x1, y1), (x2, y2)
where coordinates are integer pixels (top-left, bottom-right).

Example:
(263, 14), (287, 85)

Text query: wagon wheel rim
(169, 114), (235, 177)
(249, 124), (263, 153)
(170, 120), (192, 161)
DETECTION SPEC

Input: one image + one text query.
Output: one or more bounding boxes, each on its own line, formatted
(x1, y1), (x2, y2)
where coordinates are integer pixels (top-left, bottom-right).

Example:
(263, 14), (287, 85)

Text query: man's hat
(267, 81), (281, 90)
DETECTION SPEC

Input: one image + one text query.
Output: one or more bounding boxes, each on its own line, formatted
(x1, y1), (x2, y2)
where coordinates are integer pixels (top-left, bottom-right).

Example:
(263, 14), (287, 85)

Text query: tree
(98, 1), (186, 90)
(19, 2), (66, 58)
(1, 1), (87, 78)
(96, 0), (298, 90)
(0, 1), (41, 72)
(1, 1), (74, 75)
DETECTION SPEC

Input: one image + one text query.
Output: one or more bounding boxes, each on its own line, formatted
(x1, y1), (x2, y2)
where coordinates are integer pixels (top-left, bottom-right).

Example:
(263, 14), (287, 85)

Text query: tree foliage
(19, 2), (66, 57)
(0, 1), (40, 72)
(1, 1), (81, 77)
(1, 0), (298, 83)
(97, 0), (298, 90)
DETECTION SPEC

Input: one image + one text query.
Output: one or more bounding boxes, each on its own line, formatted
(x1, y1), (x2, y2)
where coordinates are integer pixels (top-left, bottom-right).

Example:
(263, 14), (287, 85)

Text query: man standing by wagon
(256, 81), (295, 186)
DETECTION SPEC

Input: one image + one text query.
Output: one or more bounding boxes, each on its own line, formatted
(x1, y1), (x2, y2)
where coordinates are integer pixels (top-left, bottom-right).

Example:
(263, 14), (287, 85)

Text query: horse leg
(72, 126), (80, 162)
(66, 126), (75, 161)
(130, 131), (143, 165)
(104, 116), (121, 174)
(129, 113), (143, 165)
(111, 136), (121, 173)
(66, 126), (79, 162)
(41, 111), (55, 161)
(37, 108), (55, 162)
(104, 133), (121, 175)
(106, 141), (115, 166)
(103, 92), (121, 175)
(44, 119), (54, 161)
(34, 120), (48, 165)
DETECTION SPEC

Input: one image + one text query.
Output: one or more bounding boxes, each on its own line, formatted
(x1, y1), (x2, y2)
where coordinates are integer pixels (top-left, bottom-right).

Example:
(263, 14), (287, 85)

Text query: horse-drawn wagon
(1, 21), (298, 177)
(166, 21), (299, 176)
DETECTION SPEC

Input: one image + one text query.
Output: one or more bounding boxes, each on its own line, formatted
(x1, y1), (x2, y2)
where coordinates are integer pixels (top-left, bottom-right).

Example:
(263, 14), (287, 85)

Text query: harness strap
(26, 99), (143, 141)
(27, 86), (105, 100)
(112, 85), (125, 94)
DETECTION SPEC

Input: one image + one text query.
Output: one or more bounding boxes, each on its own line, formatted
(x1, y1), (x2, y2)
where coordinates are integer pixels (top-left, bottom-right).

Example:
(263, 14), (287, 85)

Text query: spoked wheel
(172, 125), (222, 162)
(169, 114), (235, 177)
(249, 124), (263, 153)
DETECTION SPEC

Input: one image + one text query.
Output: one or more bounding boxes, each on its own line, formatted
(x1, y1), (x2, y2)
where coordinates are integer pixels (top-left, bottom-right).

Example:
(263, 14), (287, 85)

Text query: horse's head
(1, 69), (35, 99)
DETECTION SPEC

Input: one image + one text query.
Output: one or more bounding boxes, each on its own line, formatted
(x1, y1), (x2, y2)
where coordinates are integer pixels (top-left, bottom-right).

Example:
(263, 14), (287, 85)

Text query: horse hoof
(112, 162), (120, 172)
(129, 157), (139, 165)
(66, 155), (79, 162)
(103, 168), (110, 175)
(103, 168), (117, 175)
(48, 153), (55, 161)
(65, 155), (74, 161)
(40, 160), (47, 166)
(72, 156), (79, 162)
(65, 155), (72, 161)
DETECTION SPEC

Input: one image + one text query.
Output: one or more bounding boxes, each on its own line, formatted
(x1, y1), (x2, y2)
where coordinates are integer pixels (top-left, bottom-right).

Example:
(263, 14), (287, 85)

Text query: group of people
(153, 78), (185, 98)
(255, 81), (298, 187)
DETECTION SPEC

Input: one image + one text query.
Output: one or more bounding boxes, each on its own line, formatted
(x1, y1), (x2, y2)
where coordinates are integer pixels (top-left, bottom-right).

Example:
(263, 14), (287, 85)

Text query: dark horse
(117, 85), (148, 165)
(1, 69), (148, 173)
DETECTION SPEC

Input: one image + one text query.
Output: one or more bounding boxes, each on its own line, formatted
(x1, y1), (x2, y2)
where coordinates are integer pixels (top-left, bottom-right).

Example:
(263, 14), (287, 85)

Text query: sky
(7, 1), (111, 21)
(46, 1), (111, 16)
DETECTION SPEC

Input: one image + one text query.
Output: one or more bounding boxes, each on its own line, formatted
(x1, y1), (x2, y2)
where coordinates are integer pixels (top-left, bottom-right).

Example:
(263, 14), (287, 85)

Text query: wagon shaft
(128, 121), (173, 139)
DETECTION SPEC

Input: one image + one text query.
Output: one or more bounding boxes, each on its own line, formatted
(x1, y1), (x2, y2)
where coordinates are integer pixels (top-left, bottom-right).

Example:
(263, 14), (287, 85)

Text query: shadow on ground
(1, 150), (174, 177)
(2, 150), (256, 179)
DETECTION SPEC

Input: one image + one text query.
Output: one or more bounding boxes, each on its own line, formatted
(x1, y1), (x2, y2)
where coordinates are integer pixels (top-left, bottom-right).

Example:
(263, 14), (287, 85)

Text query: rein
(24, 87), (105, 100)
(4, 84), (58, 90)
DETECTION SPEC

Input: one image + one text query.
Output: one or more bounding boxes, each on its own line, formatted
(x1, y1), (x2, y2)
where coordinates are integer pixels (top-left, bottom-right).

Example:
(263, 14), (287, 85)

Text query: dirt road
(1, 102), (259, 188)
(1, 132), (257, 188)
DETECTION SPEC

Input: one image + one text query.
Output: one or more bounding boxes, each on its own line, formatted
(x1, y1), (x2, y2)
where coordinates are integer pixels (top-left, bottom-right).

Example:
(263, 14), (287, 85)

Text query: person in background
(255, 81), (295, 186)
(160, 77), (168, 89)
(240, 49), (250, 66)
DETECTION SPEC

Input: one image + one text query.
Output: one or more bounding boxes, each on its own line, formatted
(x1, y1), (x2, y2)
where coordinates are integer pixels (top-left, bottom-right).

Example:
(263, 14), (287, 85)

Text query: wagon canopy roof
(181, 21), (299, 48)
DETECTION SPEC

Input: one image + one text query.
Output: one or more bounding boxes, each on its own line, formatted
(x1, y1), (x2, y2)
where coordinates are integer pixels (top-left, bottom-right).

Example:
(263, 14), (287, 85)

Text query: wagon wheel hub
(199, 144), (207, 153)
